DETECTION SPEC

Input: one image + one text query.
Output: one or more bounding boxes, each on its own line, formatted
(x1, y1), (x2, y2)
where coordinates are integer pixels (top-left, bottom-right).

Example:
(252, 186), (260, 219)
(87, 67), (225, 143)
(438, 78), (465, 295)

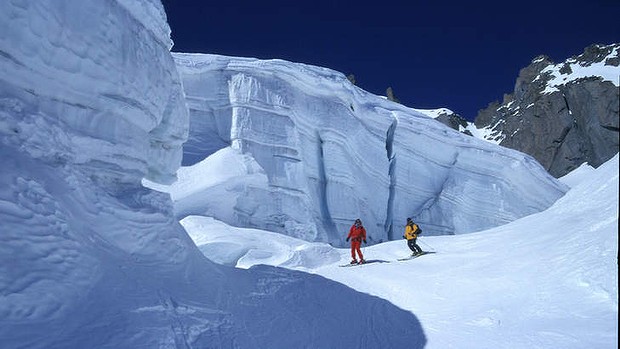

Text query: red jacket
(347, 224), (367, 241)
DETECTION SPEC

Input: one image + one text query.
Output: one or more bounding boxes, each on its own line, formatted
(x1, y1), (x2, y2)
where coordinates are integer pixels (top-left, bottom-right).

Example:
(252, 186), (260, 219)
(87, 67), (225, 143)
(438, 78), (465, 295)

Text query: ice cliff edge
(171, 53), (568, 244)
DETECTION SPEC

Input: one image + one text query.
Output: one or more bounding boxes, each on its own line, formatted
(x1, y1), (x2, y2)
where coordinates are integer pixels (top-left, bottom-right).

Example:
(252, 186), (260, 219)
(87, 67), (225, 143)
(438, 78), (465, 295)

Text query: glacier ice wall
(0, 0), (188, 187)
(0, 0), (190, 326)
(173, 53), (568, 244)
(0, 1), (425, 347)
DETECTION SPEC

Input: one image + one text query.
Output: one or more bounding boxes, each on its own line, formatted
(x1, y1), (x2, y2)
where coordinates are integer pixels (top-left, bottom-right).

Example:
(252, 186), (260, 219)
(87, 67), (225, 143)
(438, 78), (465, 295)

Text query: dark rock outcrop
(472, 44), (619, 177)
(434, 110), (472, 136)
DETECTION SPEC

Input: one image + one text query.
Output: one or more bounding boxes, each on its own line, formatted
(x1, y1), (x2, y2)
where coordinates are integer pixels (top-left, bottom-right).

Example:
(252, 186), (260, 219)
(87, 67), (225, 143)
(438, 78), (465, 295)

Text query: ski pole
(419, 239), (435, 252)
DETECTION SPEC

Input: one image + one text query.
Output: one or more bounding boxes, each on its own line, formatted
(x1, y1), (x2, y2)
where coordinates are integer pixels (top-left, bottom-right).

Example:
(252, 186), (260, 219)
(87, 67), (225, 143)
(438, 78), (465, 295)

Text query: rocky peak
(580, 43), (620, 65)
(469, 43), (619, 177)
(433, 109), (471, 135)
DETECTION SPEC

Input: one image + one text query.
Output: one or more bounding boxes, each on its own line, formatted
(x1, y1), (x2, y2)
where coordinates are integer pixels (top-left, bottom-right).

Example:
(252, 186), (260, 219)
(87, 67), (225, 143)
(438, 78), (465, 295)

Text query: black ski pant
(407, 238), (422, 253)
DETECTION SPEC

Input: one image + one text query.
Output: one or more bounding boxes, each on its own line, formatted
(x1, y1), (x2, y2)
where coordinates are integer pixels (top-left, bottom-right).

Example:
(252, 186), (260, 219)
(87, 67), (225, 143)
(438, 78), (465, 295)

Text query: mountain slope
(184, 154), (619, 349)
(472, 43), (620, 177)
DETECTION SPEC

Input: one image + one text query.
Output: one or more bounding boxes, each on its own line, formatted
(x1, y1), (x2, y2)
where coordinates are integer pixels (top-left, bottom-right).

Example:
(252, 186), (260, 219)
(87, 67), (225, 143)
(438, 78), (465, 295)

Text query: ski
(339, 261), (368, 267)
(339, 263), (361, 267)
(397, 251), (435, 261)
(338, 259), (389, 267)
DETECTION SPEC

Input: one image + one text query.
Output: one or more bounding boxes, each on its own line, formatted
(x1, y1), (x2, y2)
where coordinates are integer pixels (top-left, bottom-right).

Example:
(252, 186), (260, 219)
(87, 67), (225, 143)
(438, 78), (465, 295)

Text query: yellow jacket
(404, 224), (419, 240)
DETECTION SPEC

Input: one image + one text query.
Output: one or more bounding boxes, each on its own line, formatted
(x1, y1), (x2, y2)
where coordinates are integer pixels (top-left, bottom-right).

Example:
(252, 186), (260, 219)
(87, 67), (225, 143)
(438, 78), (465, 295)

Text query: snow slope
(558, 161), (597, 188)
(184, 154), (619, 349)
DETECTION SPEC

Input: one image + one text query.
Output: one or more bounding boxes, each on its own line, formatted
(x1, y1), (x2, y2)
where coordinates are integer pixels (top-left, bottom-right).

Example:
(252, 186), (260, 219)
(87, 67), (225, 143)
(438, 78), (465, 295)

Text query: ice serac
(0, 0), (187, 186)
(0, 0), (189, 334)
(0, 1), (425, 348)
(173, 53), (568, 243)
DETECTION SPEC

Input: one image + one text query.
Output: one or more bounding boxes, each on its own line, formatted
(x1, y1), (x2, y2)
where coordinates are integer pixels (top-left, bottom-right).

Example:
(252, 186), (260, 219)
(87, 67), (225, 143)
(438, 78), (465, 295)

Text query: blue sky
(162, 1), (620, 120)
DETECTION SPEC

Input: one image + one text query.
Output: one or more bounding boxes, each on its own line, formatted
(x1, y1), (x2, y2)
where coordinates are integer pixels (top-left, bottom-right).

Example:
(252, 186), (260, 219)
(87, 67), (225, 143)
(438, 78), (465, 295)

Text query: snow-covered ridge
(116, 0), (172, 48)
(170, 52), (567, 244)
(467, 44), (620, 148)
(468, 43), (620, 177)
(412, 107), (455, 119)
(459, 120), (506, 145)
(537, 44), (620, 94)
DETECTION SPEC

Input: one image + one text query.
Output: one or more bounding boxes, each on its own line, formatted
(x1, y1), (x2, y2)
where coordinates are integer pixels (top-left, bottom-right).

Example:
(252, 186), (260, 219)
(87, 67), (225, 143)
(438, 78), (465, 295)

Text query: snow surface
(460, 121), (505, 145)
(558, 161), (597, 188)
(184, 154), (619, 349)
(411, 107), (455, 119)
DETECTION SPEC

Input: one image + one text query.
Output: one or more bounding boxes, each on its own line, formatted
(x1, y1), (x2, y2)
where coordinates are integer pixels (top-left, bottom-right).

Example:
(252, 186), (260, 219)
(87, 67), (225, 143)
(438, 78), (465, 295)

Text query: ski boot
(350, 259), (358, 265)
(358, 259), (366, 265)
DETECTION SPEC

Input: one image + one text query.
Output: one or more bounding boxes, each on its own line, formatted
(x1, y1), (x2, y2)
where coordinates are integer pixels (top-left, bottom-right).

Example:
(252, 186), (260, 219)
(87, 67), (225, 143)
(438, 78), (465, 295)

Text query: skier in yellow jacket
(403, 217), (423, 256)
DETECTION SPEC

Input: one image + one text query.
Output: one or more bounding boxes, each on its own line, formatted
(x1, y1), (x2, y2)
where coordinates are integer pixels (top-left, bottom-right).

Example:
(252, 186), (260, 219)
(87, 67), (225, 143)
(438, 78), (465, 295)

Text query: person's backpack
(413, 223), (422, 235)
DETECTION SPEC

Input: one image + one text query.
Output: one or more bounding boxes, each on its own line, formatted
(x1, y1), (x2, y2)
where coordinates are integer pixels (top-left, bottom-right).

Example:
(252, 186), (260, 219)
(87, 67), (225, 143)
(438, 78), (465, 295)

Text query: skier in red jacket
(346, 218), (367, 264)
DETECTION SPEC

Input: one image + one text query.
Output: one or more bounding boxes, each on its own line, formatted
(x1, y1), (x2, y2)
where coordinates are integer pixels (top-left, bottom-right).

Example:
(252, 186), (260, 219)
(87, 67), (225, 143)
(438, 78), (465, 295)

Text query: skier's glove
(363, 239), (367, 244)
(346, 237), (350, 242)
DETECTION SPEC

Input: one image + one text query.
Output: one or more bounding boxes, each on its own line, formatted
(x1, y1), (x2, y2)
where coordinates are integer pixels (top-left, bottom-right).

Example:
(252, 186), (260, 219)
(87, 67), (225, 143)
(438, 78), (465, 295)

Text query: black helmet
(406, 217), (412, 222)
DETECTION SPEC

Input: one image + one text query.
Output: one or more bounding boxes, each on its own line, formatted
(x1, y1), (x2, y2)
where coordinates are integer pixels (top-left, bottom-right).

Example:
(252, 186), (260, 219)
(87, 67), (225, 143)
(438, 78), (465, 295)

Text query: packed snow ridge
(165, 53), (566, 245)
